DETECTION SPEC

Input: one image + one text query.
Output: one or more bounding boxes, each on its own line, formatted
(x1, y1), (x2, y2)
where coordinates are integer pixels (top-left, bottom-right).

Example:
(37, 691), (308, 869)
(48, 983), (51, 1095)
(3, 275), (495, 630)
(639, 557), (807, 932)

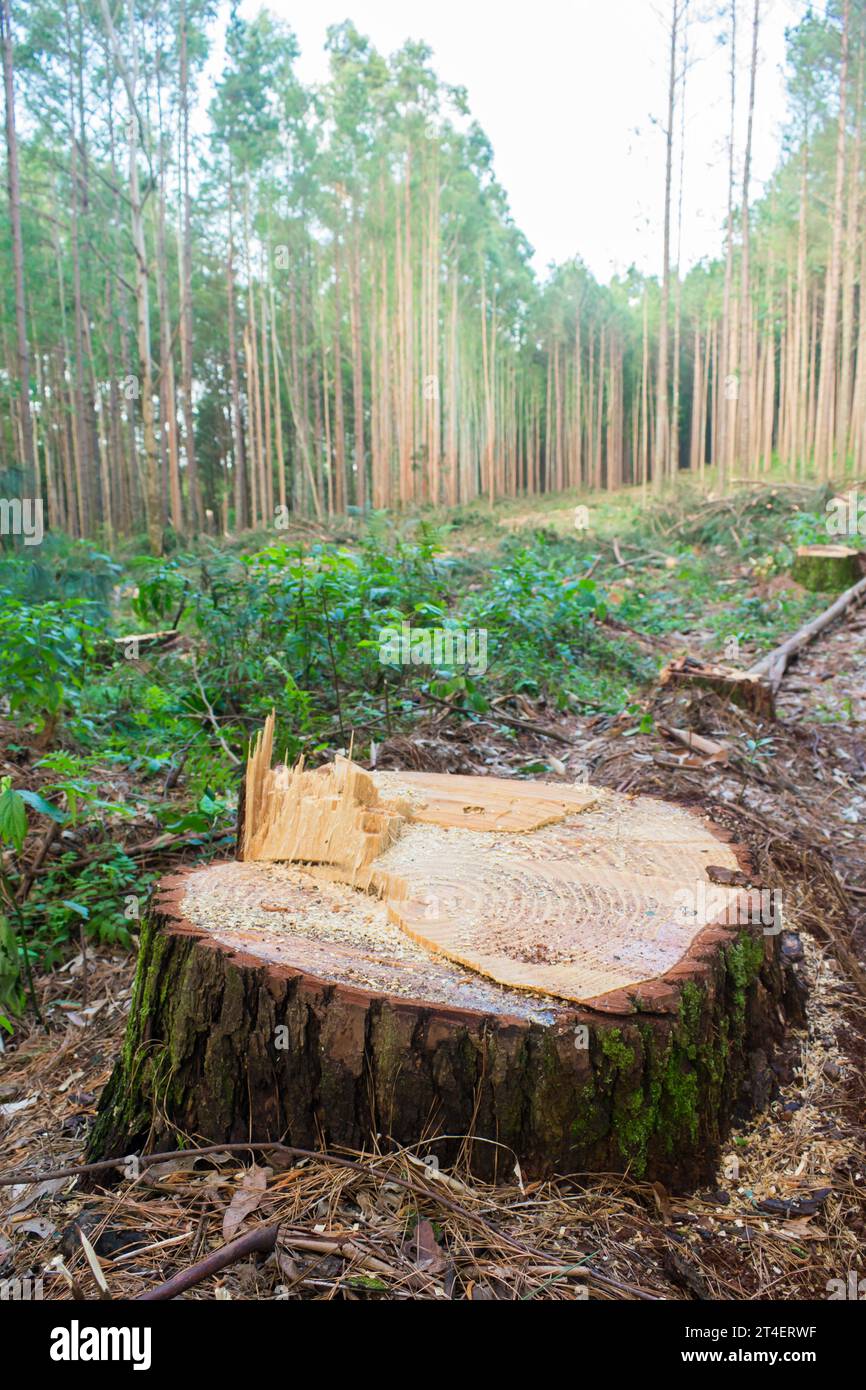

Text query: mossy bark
(87, 870), (801, 1186)
(791, 546), (861, 592)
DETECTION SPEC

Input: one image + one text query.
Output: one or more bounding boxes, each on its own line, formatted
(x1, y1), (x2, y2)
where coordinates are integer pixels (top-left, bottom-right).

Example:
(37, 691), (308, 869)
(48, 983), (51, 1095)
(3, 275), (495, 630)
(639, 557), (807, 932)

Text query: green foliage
(0, 498), (820, 1030)
(0, 778), (28, 853)
(34, 847), (148, 955)
(131, 531), (459, 754)
(0, 534), (121, 609)
(0, 596), (102, 728)
(0, 776), (35, 1025)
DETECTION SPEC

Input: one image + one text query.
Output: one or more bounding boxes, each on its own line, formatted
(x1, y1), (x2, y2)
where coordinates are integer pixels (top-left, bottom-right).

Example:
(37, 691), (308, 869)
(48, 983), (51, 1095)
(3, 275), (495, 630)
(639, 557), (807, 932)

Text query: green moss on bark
(791, 547), (860, 592)
(87, 890), (790, 1185)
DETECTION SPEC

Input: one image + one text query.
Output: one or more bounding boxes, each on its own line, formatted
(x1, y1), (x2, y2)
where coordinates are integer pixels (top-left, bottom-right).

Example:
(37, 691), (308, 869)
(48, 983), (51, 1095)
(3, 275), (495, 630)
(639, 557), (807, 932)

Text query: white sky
(212, 0), (810, 284)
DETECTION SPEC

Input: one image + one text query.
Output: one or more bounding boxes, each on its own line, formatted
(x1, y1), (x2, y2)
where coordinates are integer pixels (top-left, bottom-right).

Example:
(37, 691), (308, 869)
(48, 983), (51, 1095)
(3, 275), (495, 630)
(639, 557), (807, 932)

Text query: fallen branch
(598, 613), (669, 652)
(657, 724), (730, 763)
(68, 825), (235, 873)
(562, 543), (668, 587)
(0, 1142), (577, 1270)
(418, 693), (574, 745)
(191, 659), (241, 766)
(112, 630), (179, 650)
(95, 630), (181, 664)
(136, 1222), (280, 1301)
(278, 1229), (439, 1294)
(748, 575), (866, 692)
(16, 818), (62, 903)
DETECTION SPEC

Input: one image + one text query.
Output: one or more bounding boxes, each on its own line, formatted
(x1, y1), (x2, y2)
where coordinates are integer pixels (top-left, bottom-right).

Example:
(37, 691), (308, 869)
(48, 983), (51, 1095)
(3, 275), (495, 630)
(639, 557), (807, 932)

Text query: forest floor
(1, 477), (865, 1300)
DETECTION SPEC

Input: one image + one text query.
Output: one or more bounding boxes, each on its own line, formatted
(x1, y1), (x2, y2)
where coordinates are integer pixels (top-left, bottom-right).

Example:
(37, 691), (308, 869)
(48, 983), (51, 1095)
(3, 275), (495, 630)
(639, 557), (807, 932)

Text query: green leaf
(0, 788), (28, 852)
(18, 790), (66, 823)
(62, 900), (91, 921)
(169, 812), (211, 834)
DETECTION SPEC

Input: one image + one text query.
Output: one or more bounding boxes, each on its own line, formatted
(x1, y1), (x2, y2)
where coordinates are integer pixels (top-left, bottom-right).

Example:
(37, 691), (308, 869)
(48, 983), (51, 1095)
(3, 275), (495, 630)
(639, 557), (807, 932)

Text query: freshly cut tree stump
(90, 721), (794, 1183)
(791, 544), (862, 592)
(659, 656), (776, 720)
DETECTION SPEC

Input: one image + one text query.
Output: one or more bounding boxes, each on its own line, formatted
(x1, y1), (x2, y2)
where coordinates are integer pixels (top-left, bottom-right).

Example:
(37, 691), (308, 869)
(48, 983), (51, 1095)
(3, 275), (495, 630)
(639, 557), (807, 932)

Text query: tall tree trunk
(814, 0), (850, 479)
(839, 44), (862, 468)
(0, 0), (34, 486)
(736, 0), (761, 473)
(98, 0), (161, 552)
(178, 0), (201, 530)
(655, 0), (681, 485)
(226, 171), (246, 530)
(718, 0), (738, 488)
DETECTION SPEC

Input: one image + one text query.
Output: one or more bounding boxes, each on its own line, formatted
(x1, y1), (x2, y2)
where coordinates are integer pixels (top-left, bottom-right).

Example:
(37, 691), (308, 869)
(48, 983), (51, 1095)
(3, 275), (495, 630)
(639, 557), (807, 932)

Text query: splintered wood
(241, 715), (405, 871)
(659, 656), (776, 720)
(230, 714), (746, 1005)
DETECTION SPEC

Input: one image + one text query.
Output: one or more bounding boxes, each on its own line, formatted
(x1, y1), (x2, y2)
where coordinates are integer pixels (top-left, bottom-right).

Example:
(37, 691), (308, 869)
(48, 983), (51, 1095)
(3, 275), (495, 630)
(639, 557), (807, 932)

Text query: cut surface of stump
(89, 720), (793, 1183)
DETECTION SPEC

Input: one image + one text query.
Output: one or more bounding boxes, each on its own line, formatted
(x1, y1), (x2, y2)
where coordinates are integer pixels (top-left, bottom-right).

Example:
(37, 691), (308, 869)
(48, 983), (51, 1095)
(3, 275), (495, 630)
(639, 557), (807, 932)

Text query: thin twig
(191, 659), (240, 766)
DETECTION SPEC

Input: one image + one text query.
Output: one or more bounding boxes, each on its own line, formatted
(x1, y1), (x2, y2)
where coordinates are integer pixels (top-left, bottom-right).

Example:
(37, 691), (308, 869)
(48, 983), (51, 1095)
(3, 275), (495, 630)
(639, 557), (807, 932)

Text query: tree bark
(655, 0), (681, 485)
(0, 0), (34, 485)
(814, 0), (850, 479)
(89, 833), (796, 1187)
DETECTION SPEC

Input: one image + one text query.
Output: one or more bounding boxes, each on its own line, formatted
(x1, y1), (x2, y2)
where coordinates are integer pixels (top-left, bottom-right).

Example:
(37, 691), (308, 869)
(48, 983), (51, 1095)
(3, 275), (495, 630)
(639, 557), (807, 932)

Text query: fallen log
(88, 719), (796, 1185)
(657, 724), (731, 763)
(748, 575), (866, 693)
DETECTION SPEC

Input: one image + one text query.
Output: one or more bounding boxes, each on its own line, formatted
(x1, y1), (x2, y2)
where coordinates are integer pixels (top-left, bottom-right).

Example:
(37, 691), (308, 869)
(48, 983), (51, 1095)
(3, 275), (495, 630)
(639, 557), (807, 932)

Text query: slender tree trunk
(655, 0), (681, 485)
(815, 0), (850, 479)
(226, 173), (246, 530)
(718, 0), (738, 488)
(350, 212), (365, 510)
(98, 0), (162, 552)
(1, 0), (34, 485)
(178, 0), (201, 530)
(736, 0), (761, 473)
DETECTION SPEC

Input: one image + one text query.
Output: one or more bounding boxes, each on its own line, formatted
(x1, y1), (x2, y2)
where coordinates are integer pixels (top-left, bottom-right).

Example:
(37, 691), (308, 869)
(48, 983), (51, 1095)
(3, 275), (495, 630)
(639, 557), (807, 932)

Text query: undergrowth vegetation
(0, 482), (835, 1028)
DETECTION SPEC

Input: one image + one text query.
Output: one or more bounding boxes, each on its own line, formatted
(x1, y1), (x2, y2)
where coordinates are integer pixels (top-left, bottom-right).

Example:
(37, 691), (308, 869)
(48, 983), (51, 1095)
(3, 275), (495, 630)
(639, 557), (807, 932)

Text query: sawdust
(185, 782), (743, 1005)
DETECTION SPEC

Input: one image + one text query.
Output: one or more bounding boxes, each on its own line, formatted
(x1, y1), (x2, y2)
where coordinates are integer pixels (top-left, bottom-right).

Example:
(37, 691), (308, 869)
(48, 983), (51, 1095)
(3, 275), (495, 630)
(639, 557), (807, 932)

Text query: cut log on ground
(89, 720), (797, 1185)
(791, 544), (863, 592)
(749, 574), (866, 693)
(659, 657), (776, 720)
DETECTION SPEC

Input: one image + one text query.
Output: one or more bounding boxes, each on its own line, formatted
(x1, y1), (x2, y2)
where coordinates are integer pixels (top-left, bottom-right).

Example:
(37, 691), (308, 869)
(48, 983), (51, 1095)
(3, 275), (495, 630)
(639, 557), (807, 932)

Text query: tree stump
(89, 722), (794, 1184)
(659, 656), (776, 720)
(791, 544), (862, 592)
